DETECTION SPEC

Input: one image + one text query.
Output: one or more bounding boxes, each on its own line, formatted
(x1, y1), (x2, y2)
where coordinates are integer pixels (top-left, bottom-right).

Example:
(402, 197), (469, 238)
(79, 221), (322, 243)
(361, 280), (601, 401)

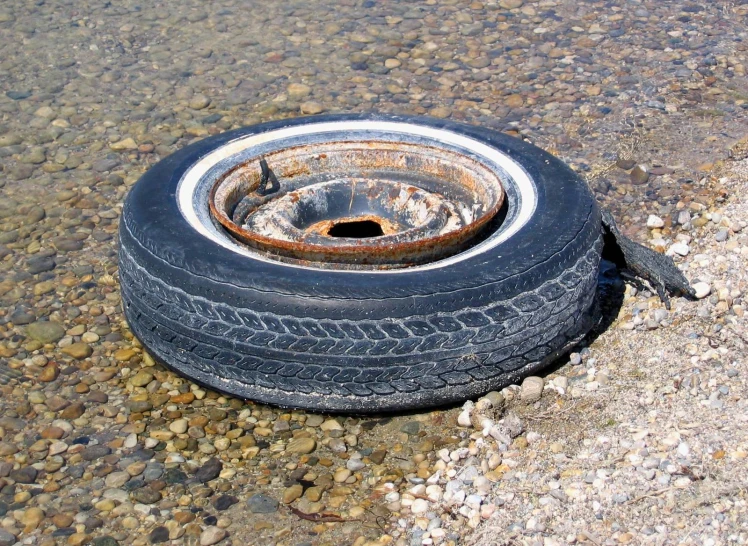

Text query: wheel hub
(209, 140), (505, 268)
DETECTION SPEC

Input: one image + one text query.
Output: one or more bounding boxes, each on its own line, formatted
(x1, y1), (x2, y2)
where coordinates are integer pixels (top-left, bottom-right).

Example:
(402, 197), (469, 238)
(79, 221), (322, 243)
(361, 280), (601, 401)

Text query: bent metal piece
(209, 141), (504, 268)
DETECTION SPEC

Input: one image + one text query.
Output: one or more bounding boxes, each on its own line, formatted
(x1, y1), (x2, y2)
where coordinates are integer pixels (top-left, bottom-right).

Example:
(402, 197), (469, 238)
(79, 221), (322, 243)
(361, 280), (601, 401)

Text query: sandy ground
(465, 158), (748, 546)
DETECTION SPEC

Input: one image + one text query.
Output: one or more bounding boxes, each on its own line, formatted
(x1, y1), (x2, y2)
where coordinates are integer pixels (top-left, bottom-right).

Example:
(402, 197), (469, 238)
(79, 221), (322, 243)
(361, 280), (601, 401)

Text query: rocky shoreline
(1, 0), (747, 544)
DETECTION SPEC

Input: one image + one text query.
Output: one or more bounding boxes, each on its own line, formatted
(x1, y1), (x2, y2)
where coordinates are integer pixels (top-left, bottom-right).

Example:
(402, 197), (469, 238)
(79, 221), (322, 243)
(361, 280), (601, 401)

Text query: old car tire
(119, 113), (602, 412)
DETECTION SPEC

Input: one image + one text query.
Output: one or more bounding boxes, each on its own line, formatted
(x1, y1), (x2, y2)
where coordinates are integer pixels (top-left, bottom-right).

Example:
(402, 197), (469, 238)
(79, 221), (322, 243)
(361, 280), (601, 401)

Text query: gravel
(0, 0), (746, 544)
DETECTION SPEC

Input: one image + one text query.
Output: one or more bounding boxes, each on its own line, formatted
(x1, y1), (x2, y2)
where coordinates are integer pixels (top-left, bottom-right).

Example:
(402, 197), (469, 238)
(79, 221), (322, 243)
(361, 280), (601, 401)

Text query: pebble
(693, 282), (711, 299)
(319, 419), (343, 432)
(189, 95), (211, 110)
(26, 321), (65, 343)
(213, 495), (238, 511)
(149, 527), (169, 544)
(195, 458), (223, 483)
(520, 377), (544, 403)
(0, 531), (16, 546)
(131, 487), (161, 504)
(130, 370), (154, 387)
(669, 243), (690, 256)
(283, 484), (303, 504)
(647, 215), (665, 228)
(61, 343), (93, 359)
(110, 138), (138, 151)
(300, 101), (324, 115)
(200, 527), (227, 545)
(411, 499), (429, 514)
(286, 437), (316, 454)
(246, 493), (278, 514)
(630, 165), (650, 185)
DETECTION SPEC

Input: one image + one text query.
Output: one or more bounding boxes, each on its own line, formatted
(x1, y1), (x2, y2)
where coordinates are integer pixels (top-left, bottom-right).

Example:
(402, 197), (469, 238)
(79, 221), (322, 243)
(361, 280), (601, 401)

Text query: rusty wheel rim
(178, 120), (537, 272)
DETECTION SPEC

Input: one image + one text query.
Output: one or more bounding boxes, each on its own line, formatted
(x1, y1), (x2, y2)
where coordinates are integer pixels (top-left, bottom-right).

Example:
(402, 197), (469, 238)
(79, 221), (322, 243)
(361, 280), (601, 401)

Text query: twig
(578, 530), (602, 545)
(288, 506), (354, 523)
(625, 486), (675, 505)
(524, 401), (587, 422)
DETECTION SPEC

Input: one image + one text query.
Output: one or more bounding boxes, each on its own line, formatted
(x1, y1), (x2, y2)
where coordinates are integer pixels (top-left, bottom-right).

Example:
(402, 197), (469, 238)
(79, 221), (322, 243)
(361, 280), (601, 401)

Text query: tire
(118, 113), (602, 412)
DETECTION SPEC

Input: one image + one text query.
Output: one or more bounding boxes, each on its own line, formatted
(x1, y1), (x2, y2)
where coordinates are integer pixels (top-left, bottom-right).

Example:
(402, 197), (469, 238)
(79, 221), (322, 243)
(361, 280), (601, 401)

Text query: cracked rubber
(118, 114), (602, 412)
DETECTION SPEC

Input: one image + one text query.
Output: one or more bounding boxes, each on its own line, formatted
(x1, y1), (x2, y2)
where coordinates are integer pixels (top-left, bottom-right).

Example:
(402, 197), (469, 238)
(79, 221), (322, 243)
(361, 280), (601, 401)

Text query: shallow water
(0, 0), (747, 544)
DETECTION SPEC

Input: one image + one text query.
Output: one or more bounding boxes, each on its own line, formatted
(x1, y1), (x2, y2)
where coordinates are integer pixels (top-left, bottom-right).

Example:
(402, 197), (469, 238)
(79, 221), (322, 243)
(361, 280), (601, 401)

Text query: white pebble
(646, 214), (665, 228)
(411, 498), (429, 514)
(693, 282), (711, 299)
(457, 409), (472, 427)
(669, 242), (690, 256)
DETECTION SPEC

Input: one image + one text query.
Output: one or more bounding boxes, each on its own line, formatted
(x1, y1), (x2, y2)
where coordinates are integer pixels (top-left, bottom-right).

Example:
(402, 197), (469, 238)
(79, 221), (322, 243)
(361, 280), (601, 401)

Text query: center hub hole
(328, 219), (384, 239)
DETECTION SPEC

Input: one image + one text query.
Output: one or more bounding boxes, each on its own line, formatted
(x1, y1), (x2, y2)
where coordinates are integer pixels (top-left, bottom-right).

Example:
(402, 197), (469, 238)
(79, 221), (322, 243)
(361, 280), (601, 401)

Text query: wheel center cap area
(209, 140), (505, 268)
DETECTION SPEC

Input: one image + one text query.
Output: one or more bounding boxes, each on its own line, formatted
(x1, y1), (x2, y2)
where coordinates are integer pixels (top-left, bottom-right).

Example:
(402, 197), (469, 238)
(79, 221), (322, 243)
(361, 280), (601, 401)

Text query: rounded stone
(26, 321), (65, 343)
(200, 526), (227, 546)
(246, 493), (278, 514)
(520, 376), (544, 403)
(286, 437), (316, 455)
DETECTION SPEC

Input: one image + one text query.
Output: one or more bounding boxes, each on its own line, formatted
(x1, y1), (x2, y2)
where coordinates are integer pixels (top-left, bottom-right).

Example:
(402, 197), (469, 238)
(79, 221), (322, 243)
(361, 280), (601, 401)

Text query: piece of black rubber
(118, 113), (602, 412)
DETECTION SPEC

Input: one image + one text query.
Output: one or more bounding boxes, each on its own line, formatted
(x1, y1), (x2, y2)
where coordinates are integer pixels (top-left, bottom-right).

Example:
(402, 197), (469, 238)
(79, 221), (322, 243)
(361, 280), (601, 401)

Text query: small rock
(457, 409), (472, 427)
(520, 377), (544, 403)
(130, 370), (154, 387)
(411, 498), (429, 514)
(334, 468), (352, 482)
(616, 158), (636, 170)
(0, 530), (16, 546)
(305, 414), (324, 427)
(81, 445), (111, 461)
(170, 419), (188, 434)
(300, 101), (324, 115)
(91, 537), (118, 546)
(149, 527), (169, 544)
(110, 138), (137, 151)
(630, 165), (650, 185)
(189, 95), (211, 110)
(319, 419), (343, 432)
(27, 256), (56, 274)
(429, 107), (452, 119)
(39, 363), (60, 382)
(669, 243), (689, 256)
(247, 493), (278, 514)
(484, 391), (505, 407)
(499, 1), (524, 10)
(212, 495), (238, 511)
(61, 343), (93, 359)
(60, 402), (85, 419)
(287, 83), (312, 99)
(283, 484), (303, 504)
(693, 282), (711, 299)
(26, 321), (65, 343)
(200, 526), (227, 546)
(646, 215), (665, 229)
(195, 457), (223, 483)
(400, 422), (420, 435)
(131, 487), (161, 504)
(20, 506), (45, 530)
(286, 437), (316, 455)
(10, 466), (38, 484)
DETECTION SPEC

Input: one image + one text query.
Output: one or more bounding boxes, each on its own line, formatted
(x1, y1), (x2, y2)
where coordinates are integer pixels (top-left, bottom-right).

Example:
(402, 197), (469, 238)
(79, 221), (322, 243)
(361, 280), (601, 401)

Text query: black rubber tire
(119, 113), (602, 413)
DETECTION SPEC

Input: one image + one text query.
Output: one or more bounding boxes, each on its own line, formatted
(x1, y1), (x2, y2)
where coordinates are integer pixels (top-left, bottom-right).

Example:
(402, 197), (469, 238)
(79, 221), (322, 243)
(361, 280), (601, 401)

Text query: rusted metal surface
(209, 140), (504, 268)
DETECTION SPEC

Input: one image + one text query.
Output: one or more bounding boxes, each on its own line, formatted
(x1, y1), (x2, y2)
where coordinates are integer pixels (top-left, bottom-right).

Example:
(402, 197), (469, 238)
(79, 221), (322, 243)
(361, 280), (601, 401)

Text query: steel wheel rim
(178, 120), (538, 273)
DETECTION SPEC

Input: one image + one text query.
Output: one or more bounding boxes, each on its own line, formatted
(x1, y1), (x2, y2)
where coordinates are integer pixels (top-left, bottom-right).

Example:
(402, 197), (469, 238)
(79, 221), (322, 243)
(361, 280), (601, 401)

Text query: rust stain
(209, 140), (504, 268)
